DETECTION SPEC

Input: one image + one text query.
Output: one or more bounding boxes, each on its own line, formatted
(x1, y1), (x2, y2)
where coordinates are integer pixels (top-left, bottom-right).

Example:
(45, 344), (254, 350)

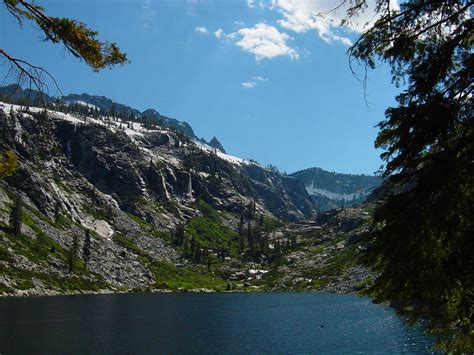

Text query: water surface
(0, 292), (434, 354)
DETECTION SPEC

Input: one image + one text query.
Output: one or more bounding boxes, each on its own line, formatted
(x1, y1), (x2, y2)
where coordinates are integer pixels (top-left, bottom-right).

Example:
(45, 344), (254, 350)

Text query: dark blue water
(0, 292), (433, 354)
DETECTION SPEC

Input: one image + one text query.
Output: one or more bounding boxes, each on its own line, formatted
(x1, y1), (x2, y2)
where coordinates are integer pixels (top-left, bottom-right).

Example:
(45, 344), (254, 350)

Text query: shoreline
(0, 287), (357, 298)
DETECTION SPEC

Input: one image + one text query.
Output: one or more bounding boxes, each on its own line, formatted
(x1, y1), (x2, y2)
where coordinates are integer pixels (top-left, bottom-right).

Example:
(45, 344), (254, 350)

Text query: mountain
(206, 136), (226, 153)
(0, 84), (50, 106)
(0, 85), (197, 139)
(0, 101), (318, 294)
(291, 167), (381, 211)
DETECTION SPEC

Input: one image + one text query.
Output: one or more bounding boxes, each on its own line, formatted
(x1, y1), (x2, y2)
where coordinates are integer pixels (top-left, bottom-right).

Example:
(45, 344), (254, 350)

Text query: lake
(0, 292), (434, 354)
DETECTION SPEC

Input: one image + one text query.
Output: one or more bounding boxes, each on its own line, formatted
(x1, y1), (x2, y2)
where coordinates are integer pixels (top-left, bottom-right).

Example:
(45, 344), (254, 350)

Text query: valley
(0, 100), (375, 296)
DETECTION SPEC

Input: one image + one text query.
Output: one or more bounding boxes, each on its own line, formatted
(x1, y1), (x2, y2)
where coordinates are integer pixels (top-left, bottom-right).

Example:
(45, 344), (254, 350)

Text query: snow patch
(194, 139), (249, 166)
(66, 100), (100, 111)
(305, 183), (369, 201)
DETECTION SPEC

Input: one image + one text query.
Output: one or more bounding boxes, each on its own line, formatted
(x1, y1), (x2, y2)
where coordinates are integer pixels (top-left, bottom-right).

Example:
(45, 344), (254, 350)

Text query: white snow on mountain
(1, 101), (259, 170)
(65, 100), (100, 111)
(305, 182), (369, 201)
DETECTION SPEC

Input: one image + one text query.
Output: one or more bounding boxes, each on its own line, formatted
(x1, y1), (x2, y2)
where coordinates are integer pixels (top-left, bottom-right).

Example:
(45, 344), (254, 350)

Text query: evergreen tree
(54, 201), (61, 224)
(109, 103), (117, 118)
(247, 221), (254, 253)
(274, 240), (281, 256)
(290, 235), (297, 251)
(189, 237), (196, 259)
(194, 241), (202, 263)
(82, 230), (91, 270)
(3, 0), (127, 98)
(346, 0), (473, 350)
(68, 234), (79, 273)
(174, 223), (185, 246)
(183, 234), (190, 257)
(9, 195), (22, 235)
(238, 213), (245, 253)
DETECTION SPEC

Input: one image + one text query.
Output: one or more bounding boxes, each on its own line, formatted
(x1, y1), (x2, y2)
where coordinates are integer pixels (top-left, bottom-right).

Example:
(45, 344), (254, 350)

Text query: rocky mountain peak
(207, 136), (226, 153)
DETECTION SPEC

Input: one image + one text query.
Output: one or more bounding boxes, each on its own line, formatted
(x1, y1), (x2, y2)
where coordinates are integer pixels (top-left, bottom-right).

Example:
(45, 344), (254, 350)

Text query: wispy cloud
(229, 23), (299, 61)
(242, 81), (257, 89)
(142, 0), (157, 29)
(241, 76), (269, 89)
(195, 26), (210, 35)
(247, 0), (268, 9)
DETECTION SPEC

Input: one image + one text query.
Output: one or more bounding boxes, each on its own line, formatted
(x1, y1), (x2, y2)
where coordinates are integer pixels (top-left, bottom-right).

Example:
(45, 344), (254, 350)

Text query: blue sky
(1, 0), (400, 174)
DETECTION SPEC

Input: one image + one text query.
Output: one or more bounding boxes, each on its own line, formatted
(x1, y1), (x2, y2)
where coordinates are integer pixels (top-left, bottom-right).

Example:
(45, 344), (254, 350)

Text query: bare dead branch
(0, 48), (63, 106)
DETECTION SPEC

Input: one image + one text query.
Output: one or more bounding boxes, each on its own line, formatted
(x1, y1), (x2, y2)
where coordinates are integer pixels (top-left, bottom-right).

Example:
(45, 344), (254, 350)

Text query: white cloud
(241, 76), (268, 89)
(271, 0), (399, 45)
(242, 81), (257, 89)
(253, 76), (268, 82)
(214, 28), (225, 38)
(230, 23), (299, 61)
(195, 26), (210, 35)
(247, 0), (270, 10)
(142, 0), (157, 29)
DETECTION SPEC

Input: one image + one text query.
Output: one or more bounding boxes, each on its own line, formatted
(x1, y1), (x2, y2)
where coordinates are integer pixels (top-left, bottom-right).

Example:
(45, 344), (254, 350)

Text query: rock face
(0, 103), (316, 295)
(291, 167), (381, 211)
(257, 205), (375, 293)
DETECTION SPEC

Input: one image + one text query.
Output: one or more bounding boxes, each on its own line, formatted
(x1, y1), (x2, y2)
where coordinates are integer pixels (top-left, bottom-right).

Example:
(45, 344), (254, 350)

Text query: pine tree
(238, 213), (245, 253)
(189, 237), (196, 260)
(54, 201), (61, 224)
(174, 223), (185, 246)
(82, 230), (91, 270)
(9, 195), (22, 235)
(274, 240), (281, 256)
(291, 235), (297, 251)
(2, 0), (128, 94)
(247, 221), (254, 254)
(346, 1), (473, 350)
(68, 234), (79, 273)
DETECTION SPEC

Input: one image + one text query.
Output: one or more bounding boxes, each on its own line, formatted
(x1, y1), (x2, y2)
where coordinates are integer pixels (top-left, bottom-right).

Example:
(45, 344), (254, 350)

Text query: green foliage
(0, 245), (13, 262)
(185, 217), (238, 254)
(4, 0), (128, 71)
(126, 213), (171, 242)
(113, 233), (147, 258)
(149, 261), (226, 291)
(0, 150), (18, 178)
(0, 264), (109, 293)
(262, 215), (285, 233)
(195, 199), (221, 221)
(349, 1), (473, 351)
(3, 211), (69, 266)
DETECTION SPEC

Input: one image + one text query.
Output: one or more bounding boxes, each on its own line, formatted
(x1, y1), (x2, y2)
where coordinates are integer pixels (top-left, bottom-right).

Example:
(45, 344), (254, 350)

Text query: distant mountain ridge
(0, 84), (199, 140)
(1, 84), (378, 213)
(291, 167), (381, 211)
